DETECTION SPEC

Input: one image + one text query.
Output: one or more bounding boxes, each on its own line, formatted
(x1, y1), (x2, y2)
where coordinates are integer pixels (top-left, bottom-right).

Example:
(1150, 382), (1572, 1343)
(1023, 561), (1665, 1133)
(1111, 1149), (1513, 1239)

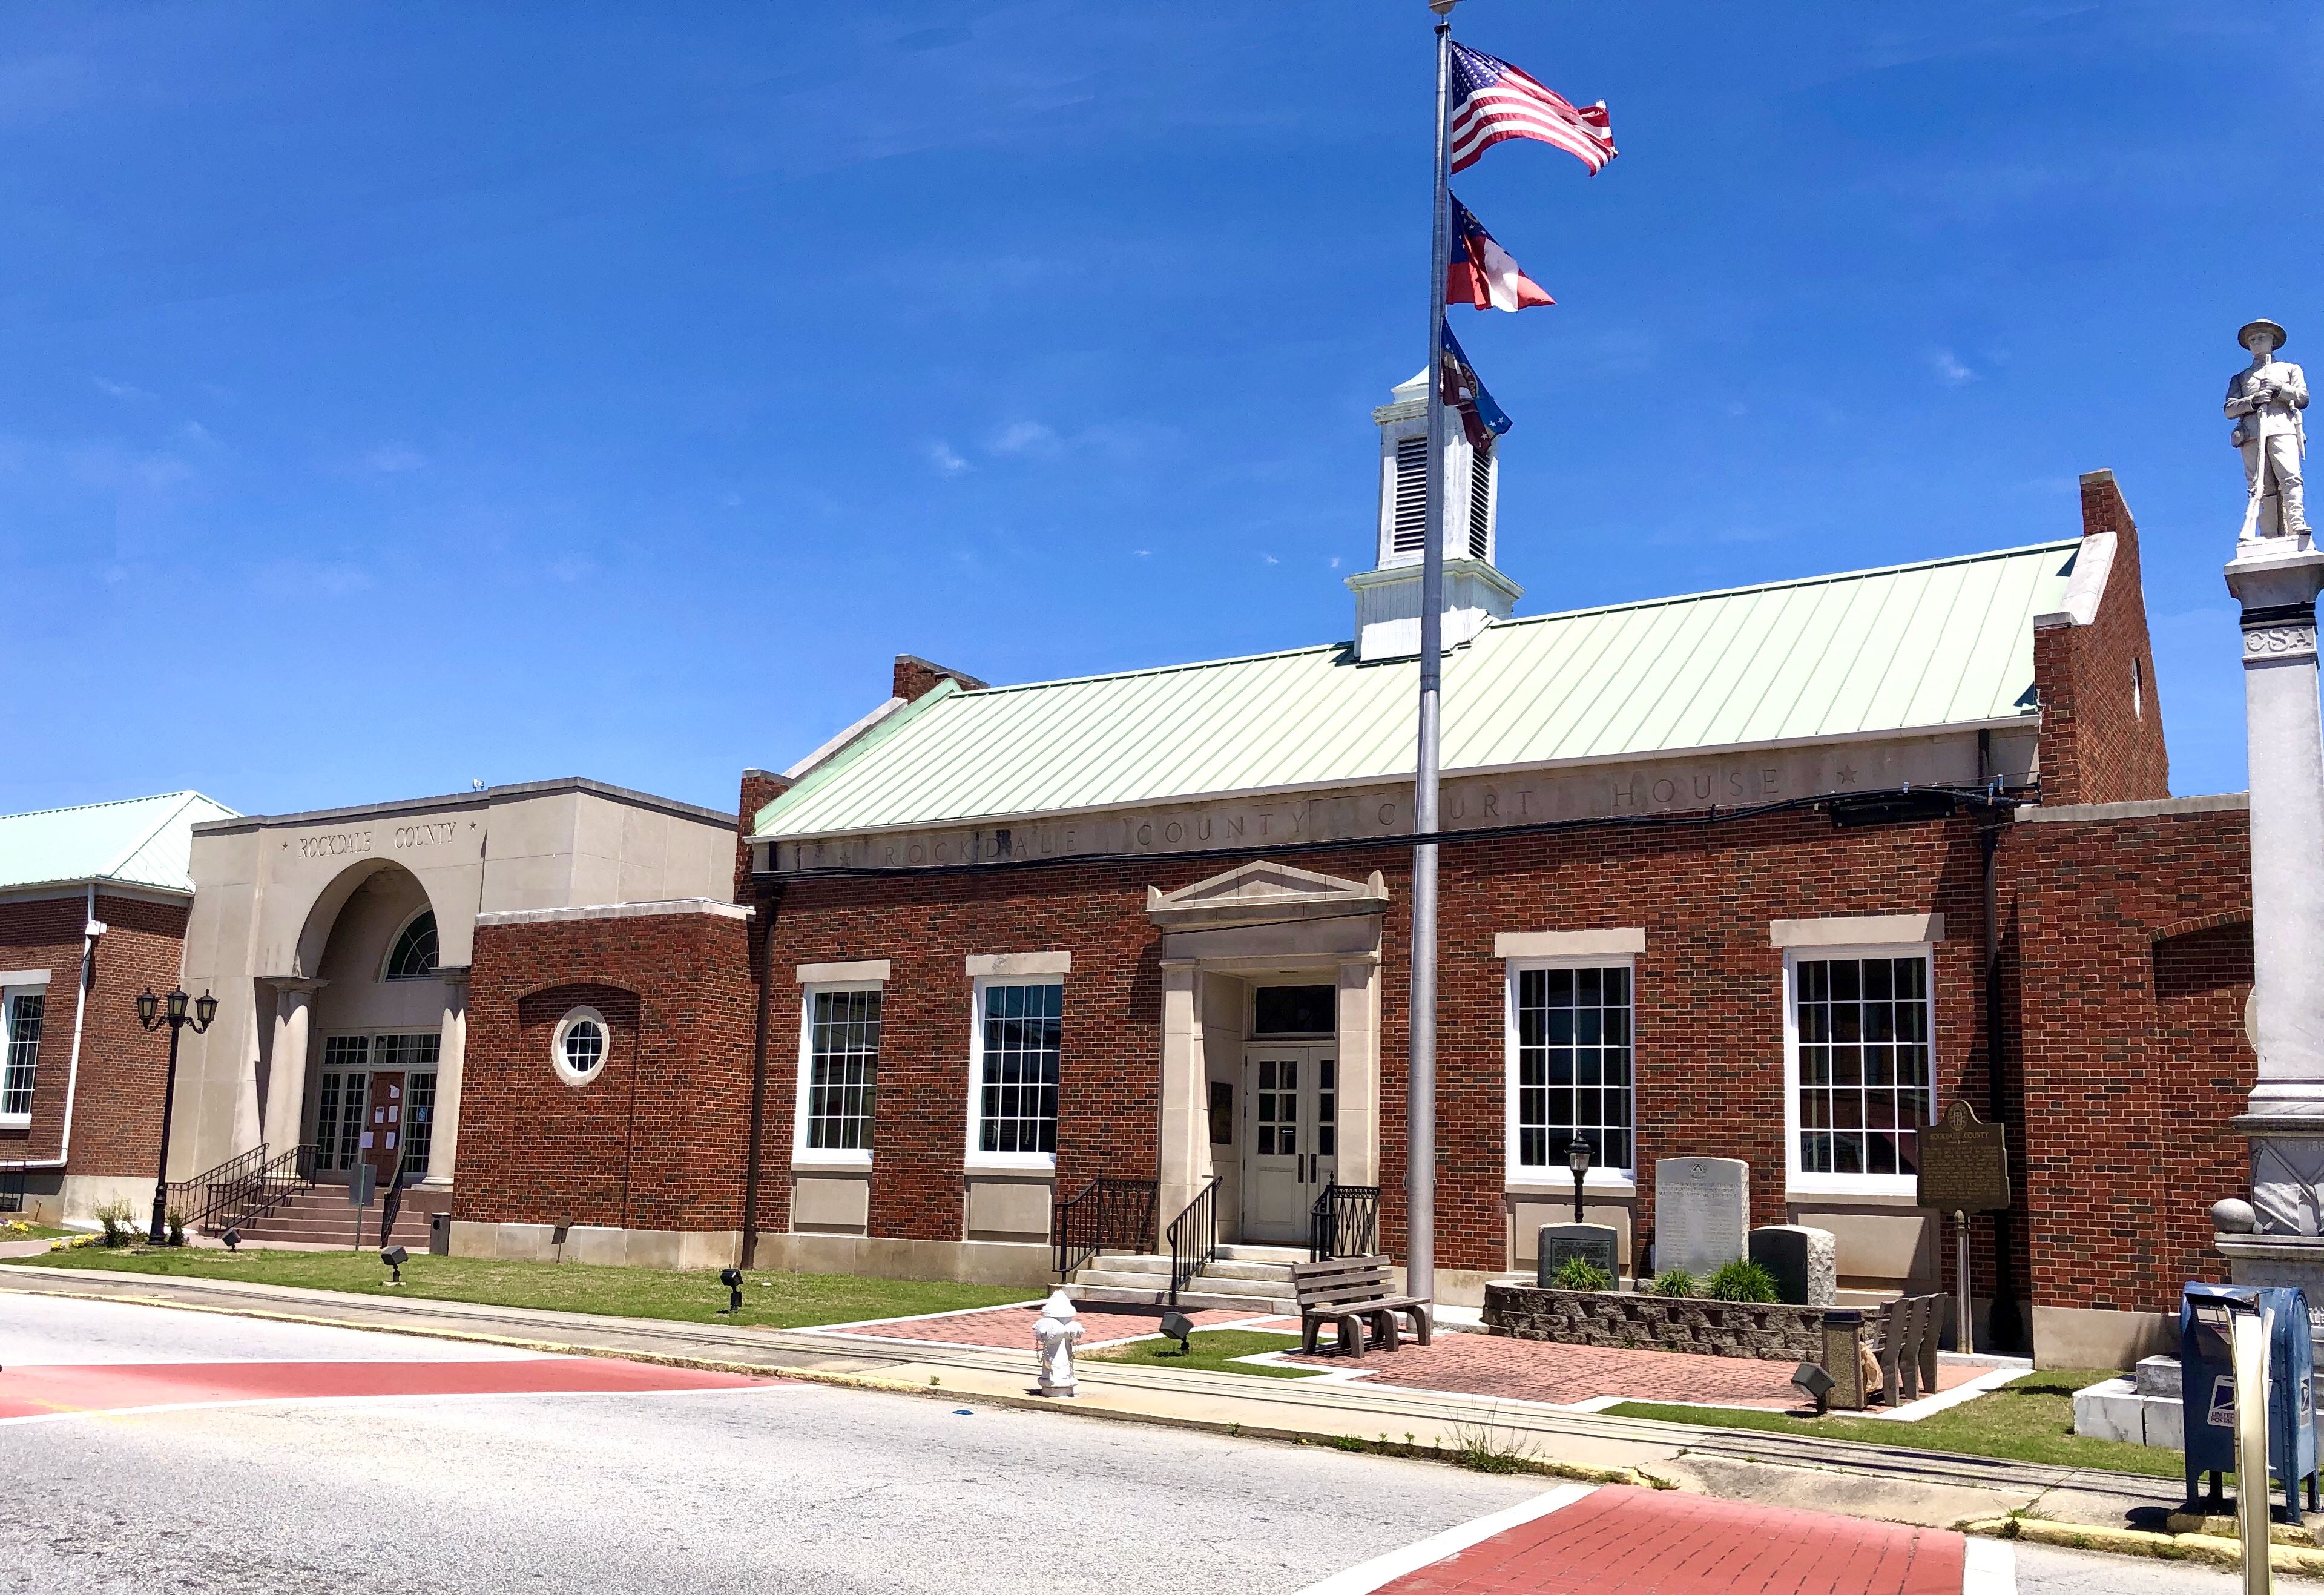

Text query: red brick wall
(745, 810), (2003, 1273)
(2010, 803), (2253, 1315)
(2033, 472), (2171, 806)
(456, 909), (754, 1231)
(734, 770), (789, 904)
(0, 892), (190, 1179)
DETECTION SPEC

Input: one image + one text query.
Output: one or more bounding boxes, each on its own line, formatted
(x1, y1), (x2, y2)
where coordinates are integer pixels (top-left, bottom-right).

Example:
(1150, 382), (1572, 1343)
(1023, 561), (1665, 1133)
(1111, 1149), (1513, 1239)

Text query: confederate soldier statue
(2227, 317), (2310, 545)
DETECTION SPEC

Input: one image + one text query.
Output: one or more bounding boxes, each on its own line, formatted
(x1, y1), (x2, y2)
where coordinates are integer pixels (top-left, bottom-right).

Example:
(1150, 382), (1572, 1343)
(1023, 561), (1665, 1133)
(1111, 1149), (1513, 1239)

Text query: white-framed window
(1, 986), (46, 1126)
(383, 910), (439, 982)
(965, 976), (1061, 1168)
(795, 983), (881, 1167)
(1783, 943), (1935, 1195)
(1504, 958), (1635, 1183)
(551, 1006), (609, 1088)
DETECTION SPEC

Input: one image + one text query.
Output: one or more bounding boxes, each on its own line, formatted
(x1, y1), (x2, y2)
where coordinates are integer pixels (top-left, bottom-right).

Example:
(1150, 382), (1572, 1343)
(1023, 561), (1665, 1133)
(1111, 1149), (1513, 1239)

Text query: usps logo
(2209, 1375), (2237, 1429)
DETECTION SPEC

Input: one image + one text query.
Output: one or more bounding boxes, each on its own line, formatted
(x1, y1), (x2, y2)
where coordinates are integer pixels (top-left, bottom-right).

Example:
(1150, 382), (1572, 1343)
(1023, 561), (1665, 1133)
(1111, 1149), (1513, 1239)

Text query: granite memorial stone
(1749, 1224), (1837, 1306)
(1656, 1157), (1749, 1276)
(1536, 1223), (1619, 1287)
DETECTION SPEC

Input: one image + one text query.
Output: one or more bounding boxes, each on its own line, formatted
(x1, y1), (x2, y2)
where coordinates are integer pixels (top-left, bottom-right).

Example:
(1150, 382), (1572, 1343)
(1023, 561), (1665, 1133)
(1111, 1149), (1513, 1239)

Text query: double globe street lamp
(138, 986), (217, 1246)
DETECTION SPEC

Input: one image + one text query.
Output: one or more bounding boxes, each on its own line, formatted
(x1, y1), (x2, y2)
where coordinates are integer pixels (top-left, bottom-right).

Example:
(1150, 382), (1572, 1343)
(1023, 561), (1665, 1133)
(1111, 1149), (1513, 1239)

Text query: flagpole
(1408, 0), (1456, 1308)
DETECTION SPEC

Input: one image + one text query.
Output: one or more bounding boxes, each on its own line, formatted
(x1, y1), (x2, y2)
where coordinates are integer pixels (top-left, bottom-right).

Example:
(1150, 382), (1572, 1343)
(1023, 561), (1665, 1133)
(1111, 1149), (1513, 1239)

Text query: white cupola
(1345, 370), (1522, 661)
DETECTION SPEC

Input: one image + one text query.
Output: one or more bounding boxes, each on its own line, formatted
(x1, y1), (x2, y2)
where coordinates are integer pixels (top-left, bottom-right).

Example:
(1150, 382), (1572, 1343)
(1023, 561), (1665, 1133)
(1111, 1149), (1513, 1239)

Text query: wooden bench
(1292, 1255), (1432, 1356)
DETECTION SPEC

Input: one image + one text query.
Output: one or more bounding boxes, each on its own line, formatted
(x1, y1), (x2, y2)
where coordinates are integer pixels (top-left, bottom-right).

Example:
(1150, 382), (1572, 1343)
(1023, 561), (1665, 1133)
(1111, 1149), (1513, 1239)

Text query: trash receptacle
(2182, 1283), (2318, 1520)
(428, 1210), (450, 1257)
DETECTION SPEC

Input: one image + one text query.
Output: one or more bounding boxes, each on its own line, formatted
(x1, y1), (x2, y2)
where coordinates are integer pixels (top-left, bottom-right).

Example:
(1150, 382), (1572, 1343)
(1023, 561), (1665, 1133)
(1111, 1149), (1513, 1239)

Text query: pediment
(1147, 860), (1388, 930)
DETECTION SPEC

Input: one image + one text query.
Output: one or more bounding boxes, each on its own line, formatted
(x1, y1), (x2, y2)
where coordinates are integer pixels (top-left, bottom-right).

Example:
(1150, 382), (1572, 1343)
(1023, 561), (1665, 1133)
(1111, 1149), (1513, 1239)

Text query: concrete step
(1069, 1283), (1295, 1316)
(1197, 1258), (1295, 1282)
(1074, 1269), (1180, 1292)
(1087, 1254), (1172, 1276)
(1182, 1272), (1290, 1298)
(1213, 1244), (1308, 1264)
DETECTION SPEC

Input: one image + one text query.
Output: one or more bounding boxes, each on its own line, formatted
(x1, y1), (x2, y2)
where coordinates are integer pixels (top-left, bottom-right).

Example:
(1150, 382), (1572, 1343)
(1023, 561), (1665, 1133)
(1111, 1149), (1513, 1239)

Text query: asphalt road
(1, 1293), (1543, 1594)
(0, 1293), (2260, 1595)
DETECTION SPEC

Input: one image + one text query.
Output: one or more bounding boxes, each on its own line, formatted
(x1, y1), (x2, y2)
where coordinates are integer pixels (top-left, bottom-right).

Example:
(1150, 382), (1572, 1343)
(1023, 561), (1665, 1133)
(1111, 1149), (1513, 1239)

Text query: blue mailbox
(2181, 1283), (2319, 1522)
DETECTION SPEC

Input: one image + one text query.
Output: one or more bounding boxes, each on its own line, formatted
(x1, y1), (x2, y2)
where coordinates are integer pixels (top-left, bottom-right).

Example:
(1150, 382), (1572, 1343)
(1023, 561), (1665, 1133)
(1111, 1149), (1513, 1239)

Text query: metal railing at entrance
(168, 1142), (318, 1235)
(1165, 1177), (1222, 1306)
(1309, 1183), (1380, 1261)
(1053, 1176), (1157, 1278)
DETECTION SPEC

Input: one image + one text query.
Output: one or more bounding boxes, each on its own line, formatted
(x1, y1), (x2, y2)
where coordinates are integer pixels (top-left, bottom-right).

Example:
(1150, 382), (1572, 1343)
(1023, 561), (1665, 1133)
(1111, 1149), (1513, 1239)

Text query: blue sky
(1, 2), (2314, 818)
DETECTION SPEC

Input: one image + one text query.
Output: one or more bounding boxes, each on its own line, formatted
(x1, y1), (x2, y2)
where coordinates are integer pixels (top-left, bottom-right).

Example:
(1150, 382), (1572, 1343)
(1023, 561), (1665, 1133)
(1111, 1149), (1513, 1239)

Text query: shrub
(93, 1198), (137, 1246)
(165, 1208), (187, 1247)
(1549, 1255), (1613, 1292)
(1705, 1259), (1781, 1303)
(1650, 1269), (1698, 1297)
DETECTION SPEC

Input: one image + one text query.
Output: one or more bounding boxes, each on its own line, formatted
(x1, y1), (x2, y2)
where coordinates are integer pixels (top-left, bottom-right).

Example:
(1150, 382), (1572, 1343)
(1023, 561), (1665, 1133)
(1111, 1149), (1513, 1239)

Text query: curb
(1961, 1516), (2324, 1576)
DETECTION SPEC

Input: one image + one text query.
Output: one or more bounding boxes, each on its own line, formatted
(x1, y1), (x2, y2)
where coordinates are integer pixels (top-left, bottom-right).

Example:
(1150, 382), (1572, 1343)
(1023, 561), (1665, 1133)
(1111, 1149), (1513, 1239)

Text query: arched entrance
(263, 859), (466, 1192)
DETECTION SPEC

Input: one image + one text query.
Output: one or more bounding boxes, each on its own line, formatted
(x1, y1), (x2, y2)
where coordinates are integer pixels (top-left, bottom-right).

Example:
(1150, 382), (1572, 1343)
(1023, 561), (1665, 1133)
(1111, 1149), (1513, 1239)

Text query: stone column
(1334, 953), (1383, 1187)
(1154, 958), (1206, 1243)
(2219, 547), (2324, 1295)
(260, 980), (324, 1155)
(426, 969), (470, 1187)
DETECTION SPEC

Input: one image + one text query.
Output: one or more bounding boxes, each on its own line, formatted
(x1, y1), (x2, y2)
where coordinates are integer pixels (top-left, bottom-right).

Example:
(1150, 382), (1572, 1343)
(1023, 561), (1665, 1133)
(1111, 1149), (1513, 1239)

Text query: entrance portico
(1150, 861), (1385, 1249)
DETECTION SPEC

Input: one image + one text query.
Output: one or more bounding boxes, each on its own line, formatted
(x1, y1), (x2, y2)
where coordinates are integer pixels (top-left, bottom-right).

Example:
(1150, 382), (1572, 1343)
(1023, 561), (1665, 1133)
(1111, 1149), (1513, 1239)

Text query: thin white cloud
(1262, 553), (1279, 565)
(721, 491), (743, 507)
(1932, 349), (1976, 387)
(927, 441), (970, 475)
(989, 421), (1060, 458)
(91, 375), (151, 401)
(366, 443), (426, 472)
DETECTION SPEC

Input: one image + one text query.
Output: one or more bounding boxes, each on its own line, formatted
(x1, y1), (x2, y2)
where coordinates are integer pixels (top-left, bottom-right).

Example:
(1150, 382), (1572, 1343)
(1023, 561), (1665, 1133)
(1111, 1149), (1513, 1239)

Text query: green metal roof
(755, 539), (2081, 840)
(0, 791), (240, 896)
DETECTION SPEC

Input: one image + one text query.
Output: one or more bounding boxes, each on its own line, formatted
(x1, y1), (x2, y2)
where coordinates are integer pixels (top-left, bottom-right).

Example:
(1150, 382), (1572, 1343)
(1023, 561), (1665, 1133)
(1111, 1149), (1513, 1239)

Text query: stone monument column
(260, 980), (324, 1156)
(425, 969), (470, 1187)
(2214, 322), (2324, 1299)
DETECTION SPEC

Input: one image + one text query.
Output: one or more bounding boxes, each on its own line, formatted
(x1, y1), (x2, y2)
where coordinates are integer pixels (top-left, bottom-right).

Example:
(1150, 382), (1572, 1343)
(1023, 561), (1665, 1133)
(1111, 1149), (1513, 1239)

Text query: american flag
(1449, 42), (1617, 176)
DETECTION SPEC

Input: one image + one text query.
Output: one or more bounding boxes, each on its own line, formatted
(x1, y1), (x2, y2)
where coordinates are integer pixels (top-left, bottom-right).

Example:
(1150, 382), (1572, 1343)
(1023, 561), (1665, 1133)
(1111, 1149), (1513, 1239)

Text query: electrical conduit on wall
(25, 885), (99, 1170)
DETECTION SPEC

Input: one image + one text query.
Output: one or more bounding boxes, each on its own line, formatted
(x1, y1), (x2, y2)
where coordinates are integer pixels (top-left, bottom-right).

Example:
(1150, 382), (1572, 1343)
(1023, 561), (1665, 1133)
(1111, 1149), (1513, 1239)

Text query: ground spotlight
(1159, 1310), (1194, 1354)
(1790, 1361), (1834, 1415)
(719, 1266), (744, 1315)
(380, 1245), (409, 1286)
(222, 1229), (240, 1251)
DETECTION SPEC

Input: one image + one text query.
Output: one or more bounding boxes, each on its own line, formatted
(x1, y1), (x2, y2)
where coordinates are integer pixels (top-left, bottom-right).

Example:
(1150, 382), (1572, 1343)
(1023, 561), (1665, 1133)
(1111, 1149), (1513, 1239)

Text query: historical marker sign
(1917, 1100), (2010, 1213)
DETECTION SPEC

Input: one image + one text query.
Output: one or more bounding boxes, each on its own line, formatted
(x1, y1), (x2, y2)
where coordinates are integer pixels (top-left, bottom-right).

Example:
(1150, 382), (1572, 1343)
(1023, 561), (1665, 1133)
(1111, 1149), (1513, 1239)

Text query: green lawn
(1607, 1366), (2178, 1479)
(0, 1222), (74, 1241)
(12, 1246), (1037, 1330)
(1089, 1327), (1322, 1379)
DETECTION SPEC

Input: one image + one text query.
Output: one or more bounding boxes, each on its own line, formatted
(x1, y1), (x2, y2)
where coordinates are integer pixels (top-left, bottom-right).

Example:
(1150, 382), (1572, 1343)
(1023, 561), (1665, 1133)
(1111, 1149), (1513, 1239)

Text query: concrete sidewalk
(0, 1264), (2176, 1537)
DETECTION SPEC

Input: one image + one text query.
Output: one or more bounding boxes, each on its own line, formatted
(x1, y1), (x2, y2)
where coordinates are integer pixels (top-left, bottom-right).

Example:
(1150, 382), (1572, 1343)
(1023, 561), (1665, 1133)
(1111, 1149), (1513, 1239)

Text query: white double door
(1240, 1041), (1337, 1245)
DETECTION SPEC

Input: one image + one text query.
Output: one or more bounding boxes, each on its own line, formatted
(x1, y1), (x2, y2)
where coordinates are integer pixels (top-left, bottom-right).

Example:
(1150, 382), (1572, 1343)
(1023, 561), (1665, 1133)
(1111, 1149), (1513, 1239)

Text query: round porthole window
(551, 1007), (609, 1086)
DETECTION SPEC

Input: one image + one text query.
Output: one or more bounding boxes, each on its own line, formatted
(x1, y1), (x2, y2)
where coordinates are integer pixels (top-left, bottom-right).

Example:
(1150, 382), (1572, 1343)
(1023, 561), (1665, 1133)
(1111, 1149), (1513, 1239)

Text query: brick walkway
(1363, 1486), (1966, 1595)
(821, 1302), (1270, 1350)
(1288, 1333), (1980, 1410)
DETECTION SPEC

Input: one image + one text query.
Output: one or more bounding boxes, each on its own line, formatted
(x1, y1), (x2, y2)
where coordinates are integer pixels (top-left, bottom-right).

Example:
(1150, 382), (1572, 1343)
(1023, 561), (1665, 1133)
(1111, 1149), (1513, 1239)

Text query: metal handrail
(174, 1142), (318, 1235)
(1052, 1175), (1157, 1278)
(1308, 1183), (1381, 1261)
(1165, 1176), (1222, 1306)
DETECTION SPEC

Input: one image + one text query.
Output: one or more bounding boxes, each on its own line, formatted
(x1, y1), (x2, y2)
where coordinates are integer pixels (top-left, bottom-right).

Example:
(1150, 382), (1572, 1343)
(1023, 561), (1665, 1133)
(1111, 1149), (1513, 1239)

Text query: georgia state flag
(1447, 194), (1553, 312)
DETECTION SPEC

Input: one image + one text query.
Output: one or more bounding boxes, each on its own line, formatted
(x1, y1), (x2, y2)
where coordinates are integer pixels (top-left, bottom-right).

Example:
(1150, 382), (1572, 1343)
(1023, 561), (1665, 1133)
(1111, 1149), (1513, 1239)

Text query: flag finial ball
(1428, 0), (1458, 14)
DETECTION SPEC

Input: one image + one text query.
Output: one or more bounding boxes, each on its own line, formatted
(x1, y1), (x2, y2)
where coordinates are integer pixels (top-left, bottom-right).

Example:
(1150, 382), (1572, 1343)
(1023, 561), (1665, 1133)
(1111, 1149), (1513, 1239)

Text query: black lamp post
(138, 985), (217, 1246)
(1565, 1135), (1592, 1226)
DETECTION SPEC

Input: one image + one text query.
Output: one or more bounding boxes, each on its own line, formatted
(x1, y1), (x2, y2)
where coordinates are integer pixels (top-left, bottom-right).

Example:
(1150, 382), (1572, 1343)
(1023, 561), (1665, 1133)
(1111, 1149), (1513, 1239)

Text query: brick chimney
(893, 654), (988, 702)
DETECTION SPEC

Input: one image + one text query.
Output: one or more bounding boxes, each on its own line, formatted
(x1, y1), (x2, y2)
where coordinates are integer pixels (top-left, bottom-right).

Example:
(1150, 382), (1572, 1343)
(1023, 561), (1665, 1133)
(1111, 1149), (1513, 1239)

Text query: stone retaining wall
(1484, 1283), (1824, 1362)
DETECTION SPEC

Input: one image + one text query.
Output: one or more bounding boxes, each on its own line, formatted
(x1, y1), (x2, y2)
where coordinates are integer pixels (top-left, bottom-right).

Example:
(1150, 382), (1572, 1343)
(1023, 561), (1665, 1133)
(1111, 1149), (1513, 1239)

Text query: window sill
(1504, 1172), (1637, 1195)
(1785, 1174), (1920, 1199)
(791, 1151), (871, 1172)
(0, 1112), (28, 1130)
(965, 1154), (1056, 1174)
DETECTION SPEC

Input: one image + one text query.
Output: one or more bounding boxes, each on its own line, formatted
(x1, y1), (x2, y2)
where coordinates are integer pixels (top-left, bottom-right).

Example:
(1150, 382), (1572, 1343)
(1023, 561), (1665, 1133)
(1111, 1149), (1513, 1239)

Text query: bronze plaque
(1916, 1100), (2011, 1213)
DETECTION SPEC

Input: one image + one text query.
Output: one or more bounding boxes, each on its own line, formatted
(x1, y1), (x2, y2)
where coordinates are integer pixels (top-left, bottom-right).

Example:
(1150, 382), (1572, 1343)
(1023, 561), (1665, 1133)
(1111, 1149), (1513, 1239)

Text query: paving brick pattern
(1286, 1333), (1979, 1409)
(1380, 1486), (1964, 1595)
(823, 1302), (1268, 1350)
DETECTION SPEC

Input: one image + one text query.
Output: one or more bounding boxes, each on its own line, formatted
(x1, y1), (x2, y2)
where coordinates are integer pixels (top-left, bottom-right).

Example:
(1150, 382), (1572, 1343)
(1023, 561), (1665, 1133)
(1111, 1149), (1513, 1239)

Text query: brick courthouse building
(439, 378), (2256, 1370)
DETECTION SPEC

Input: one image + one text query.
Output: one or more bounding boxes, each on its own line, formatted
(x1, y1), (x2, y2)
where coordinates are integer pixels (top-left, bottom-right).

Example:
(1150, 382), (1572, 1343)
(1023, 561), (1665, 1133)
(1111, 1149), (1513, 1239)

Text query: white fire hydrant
(1032, 1289), (1085, 1397)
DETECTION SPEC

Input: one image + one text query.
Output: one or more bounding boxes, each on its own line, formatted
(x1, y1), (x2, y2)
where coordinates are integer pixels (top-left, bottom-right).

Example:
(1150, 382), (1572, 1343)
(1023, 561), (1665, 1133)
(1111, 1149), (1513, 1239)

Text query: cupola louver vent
(1391, 434), (1429, 554)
